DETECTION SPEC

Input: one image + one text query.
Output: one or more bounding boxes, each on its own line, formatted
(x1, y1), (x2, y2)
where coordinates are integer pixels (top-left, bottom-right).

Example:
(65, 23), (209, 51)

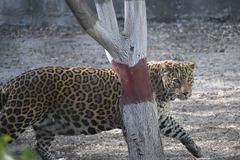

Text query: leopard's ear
(160, 71), (170, 88)
(161, 71), (170, 81)
(188, 62), (195, 70)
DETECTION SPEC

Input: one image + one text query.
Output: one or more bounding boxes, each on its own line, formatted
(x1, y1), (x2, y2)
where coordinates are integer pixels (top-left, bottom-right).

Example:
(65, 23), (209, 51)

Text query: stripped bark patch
(112, 58), (152, 104)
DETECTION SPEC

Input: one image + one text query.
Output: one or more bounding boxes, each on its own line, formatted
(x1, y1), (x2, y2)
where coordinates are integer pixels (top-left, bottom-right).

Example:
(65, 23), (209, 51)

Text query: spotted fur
(0, 60), (202, 159)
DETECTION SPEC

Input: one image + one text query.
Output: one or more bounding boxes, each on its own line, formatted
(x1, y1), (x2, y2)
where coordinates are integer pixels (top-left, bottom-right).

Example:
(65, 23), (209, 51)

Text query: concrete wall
(0, 0), (240, 26)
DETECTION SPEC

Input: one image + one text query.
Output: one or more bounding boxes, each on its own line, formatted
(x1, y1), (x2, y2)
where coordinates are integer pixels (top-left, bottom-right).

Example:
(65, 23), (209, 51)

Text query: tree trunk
(112, 59), (165, 159)
(65, 0), (165, 159)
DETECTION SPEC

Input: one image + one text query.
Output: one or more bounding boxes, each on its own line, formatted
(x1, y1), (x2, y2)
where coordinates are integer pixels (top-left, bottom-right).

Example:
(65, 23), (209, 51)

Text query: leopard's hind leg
(159, 114), (203, 158)
(33, 118), (56, 160)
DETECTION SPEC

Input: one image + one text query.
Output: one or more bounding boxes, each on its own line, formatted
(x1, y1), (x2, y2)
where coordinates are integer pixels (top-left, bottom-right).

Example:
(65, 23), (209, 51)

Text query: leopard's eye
(173, 79), (181, 85)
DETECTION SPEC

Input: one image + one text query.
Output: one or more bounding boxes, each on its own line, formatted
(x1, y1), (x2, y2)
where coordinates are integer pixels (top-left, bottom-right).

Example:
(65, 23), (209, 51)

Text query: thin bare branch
(66, 0), (98, 32)
(95, 0), (120, 37)
(94, 0), (122, 63)
(66, 0), (123, 60)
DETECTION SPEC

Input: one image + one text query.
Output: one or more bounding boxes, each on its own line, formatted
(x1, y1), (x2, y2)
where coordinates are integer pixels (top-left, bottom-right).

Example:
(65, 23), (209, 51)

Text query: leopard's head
(160, 60), (195, 100)
(149, 60), (195, 101)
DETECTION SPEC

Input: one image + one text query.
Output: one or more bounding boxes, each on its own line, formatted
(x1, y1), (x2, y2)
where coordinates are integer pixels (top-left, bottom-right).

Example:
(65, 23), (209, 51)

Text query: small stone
(219, 48), (225, 52)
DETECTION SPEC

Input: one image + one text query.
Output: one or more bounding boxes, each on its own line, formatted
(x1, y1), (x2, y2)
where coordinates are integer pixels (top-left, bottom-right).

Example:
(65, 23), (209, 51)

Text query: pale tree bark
(65, 0), (165, 159)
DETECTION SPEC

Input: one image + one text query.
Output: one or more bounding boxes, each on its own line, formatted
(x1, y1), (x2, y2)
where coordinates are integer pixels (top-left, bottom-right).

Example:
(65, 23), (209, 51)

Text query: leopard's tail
(0, 86), (7, 112)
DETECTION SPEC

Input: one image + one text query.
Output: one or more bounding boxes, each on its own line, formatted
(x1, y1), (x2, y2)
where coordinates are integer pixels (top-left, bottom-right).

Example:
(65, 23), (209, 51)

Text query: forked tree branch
(94, 0), (122, 63)
(66, 0), (123, 61)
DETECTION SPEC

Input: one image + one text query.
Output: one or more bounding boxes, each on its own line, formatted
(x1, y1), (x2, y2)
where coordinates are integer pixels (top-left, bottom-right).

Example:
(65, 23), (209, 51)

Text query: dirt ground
(0, 20), (240, 160)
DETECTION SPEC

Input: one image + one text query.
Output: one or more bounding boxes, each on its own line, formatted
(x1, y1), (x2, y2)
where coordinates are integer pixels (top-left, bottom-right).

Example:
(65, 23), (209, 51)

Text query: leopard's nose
(183, 92), (189, 97)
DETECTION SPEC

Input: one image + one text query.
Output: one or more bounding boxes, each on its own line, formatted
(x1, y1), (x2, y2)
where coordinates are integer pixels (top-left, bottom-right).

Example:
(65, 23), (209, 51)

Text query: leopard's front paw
(181, 138), (203, 158)
(186, 142), (203, 158)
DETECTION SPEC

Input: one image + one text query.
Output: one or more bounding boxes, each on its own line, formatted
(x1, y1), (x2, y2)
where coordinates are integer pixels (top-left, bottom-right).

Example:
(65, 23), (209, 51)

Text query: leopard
(0, 60), (202, 159)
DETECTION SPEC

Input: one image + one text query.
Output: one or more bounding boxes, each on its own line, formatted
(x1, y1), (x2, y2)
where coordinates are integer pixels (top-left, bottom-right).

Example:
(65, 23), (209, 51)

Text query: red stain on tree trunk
(112, 58), (153, 104)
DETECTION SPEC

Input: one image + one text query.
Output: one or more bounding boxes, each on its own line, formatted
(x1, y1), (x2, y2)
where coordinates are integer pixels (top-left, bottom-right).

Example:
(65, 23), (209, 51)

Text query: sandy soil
(0, 21), (240, 160)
